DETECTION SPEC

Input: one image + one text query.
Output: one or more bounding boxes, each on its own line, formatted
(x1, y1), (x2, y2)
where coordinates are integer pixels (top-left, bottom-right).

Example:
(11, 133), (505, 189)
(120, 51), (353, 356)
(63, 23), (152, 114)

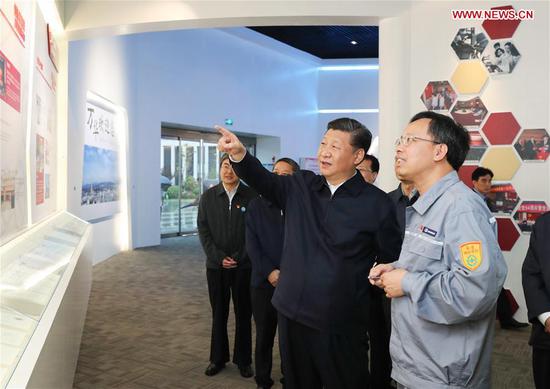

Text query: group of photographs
(422, 26), (548, 234)
(419, 26), (548, 164)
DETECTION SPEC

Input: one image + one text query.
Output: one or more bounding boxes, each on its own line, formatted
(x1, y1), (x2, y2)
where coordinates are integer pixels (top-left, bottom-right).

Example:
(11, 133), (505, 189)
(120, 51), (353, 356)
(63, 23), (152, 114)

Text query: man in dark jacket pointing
(217, 119), (402, 389)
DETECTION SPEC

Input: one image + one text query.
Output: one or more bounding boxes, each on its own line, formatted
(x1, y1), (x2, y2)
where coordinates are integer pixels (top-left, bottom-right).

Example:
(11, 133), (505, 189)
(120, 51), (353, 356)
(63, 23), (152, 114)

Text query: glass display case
(0, 212), (90, 388)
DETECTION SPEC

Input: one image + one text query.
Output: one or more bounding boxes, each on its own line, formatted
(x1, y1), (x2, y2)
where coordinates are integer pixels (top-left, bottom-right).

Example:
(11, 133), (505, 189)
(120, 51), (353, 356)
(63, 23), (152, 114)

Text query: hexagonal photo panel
(482, 5), (522, 39)
(420, 81), (457, 111)
(451, 97), (488, 128)
(514, 129), (550, 162)
(481, 40), (521, 75)
(458, 164), (478, 189)
(514, 201), (549, 233)
(496, 217), (520, 251)
(488, 183), (520, 215)
(450, 61), (488, 94)
(482, 112), (521, 145)
(481, 147), (521, 181)
(465, 130), (488, 162)
(451, 27), (489, 60)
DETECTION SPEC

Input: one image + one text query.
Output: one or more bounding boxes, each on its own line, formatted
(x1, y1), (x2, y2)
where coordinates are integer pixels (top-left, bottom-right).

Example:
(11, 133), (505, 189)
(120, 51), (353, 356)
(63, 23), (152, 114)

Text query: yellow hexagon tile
(480, 147), (521, 181)
(450, 61), (488, 94)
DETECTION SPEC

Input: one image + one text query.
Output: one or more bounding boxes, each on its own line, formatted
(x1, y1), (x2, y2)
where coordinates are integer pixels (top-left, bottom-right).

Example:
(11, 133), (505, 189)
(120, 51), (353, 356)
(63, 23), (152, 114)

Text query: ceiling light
(350, 40), (358, 45)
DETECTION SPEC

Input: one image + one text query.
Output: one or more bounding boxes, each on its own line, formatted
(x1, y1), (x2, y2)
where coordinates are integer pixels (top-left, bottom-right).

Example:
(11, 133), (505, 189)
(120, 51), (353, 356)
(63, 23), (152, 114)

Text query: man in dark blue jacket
(522, 212), (550, 389)
(217, 118), (402, 389)
(246, 157), (299, 389)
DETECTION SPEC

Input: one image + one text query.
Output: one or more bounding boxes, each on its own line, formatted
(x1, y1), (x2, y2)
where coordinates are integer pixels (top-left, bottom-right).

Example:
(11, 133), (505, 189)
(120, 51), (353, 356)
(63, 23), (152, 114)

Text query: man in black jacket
(522, 212), (550, 389)
(217, 118), (402, 389)
(197, 154), (257, 378)
(246, 157), (299, 389)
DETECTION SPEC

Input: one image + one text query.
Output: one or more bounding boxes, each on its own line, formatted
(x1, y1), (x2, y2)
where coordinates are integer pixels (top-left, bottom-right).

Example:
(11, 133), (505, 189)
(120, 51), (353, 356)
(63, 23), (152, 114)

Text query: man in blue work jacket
(218, 118), (402, 389)
(370, 111), (507, 389)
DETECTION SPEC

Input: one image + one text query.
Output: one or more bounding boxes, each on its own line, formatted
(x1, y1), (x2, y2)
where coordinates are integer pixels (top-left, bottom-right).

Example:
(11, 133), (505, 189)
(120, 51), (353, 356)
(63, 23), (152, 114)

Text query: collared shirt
(223, 182), (239, 207)
(327, 171), (357, 195)
(232, 152), (402, 332)
(390, 171), (507, 389)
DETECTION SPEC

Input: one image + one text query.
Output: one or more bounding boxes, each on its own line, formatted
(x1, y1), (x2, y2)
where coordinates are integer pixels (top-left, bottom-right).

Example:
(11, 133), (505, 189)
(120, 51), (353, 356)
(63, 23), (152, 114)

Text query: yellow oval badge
(460, 241), (483, 271)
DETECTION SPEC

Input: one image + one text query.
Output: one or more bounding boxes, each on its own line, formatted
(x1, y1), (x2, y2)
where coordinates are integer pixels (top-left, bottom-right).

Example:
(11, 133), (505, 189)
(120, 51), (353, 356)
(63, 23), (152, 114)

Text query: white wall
(68, 27), (327, 256)
(317, 58), (379, 142)
(256, 136), (281, 165)
(379, 1), (549, 321)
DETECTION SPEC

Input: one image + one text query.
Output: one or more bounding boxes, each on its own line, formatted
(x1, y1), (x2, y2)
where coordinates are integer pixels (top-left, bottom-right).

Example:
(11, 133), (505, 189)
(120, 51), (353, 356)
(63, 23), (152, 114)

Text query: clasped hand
(369, 264), (407, 298)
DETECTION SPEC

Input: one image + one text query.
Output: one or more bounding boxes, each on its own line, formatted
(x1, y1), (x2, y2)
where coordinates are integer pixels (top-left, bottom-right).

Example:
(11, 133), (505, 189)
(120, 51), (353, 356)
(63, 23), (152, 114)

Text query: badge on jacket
(460, 241), (482, 271)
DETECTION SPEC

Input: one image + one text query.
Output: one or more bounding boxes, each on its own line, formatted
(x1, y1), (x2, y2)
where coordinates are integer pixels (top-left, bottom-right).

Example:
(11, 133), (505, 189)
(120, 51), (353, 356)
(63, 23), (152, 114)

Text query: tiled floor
(73, 236), (534, 389)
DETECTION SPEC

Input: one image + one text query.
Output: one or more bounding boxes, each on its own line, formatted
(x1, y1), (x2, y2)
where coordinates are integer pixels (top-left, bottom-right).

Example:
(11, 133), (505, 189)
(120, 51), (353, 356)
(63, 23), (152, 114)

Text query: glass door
(160, 128), (256, 237)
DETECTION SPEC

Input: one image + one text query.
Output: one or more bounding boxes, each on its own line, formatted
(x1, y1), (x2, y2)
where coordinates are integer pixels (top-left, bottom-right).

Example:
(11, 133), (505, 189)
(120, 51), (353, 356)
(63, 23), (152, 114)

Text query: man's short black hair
(219, 153), (230, 168)
(409, 111), (470, 171)
(275, 157), (300, 173)
(471, 167), (494, 181)
(326, 118), (372, 155)
(364, 155), (380, 173)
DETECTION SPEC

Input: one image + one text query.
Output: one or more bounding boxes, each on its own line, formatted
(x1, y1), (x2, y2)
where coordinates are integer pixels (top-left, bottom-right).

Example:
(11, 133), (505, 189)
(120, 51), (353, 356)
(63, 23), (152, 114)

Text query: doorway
(160, 125), (256, 237)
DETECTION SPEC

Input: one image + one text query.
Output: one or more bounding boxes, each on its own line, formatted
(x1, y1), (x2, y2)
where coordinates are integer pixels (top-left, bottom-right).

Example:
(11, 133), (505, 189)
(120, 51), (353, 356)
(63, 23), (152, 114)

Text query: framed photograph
(481, 40), (521, 75)
(420, 81), (457, 111)
(514, 129), (550, 162)
(514, 201), (549, 233)
(488, 183), (520, 215)
(451, 27), (489, 60)
(465, 130), (488, 162)
(451, 97), (488, 128)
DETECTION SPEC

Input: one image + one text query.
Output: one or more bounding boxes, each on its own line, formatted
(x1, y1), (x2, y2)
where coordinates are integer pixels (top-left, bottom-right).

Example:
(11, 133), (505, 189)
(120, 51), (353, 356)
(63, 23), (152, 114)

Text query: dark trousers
(206, 268), (252, 366)
(533, 347), (550, 389)
(251, 286), (278, 388)
(496, 288), (514, 323)
(278, 313), (369, 389)
(367, 288), (392, 389)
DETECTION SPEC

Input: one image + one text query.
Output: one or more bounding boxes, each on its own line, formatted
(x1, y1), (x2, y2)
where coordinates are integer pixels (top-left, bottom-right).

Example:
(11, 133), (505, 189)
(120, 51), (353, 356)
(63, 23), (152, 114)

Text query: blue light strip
(318, 109), (379, 114)
(319, 65), (379, 71)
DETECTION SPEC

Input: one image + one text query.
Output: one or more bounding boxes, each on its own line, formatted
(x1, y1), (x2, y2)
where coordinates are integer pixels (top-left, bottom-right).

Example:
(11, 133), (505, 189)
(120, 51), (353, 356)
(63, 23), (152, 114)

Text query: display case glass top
(0, 212), (89, 387)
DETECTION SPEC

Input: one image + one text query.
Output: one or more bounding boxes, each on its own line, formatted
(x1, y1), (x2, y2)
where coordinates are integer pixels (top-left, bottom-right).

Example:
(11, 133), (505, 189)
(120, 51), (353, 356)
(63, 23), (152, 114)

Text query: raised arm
(217, 126), (290, 209)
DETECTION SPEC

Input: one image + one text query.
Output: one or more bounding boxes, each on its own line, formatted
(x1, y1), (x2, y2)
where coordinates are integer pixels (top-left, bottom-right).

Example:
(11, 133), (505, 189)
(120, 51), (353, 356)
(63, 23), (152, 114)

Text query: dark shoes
(204, 362), (225, 376)
(501, 318), (530, 330)
(239, 364), (254, 378)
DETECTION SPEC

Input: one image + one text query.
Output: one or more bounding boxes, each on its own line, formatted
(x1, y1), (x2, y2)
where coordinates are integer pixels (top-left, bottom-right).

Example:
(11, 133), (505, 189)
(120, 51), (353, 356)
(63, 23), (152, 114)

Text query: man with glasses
(370, 111), (507, 389)
(217, 118), (402, 389)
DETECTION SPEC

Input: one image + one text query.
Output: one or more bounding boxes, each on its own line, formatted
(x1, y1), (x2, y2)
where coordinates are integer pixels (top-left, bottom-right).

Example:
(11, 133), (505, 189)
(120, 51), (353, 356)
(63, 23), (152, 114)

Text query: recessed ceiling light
(350, 40), (358, 45)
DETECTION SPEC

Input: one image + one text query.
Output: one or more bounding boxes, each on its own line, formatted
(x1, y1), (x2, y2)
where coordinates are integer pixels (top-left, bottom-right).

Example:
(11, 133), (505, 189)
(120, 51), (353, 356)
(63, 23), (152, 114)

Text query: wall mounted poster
(0, 0), (31, 243)
(80, 99), (121, 220)
(30, 4), (57, 224)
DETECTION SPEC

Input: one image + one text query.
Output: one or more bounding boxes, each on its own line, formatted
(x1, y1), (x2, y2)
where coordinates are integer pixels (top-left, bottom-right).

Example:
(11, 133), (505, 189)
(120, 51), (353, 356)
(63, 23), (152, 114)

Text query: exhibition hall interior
(0, 1), (548, 388)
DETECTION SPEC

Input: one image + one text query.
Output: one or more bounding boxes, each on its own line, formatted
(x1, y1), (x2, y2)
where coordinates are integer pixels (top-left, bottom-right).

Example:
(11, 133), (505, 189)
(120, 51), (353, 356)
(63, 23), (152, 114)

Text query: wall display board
(80, 95), (123, 221)
(29, 4), (57, 224)
(0, 0), (31, 242)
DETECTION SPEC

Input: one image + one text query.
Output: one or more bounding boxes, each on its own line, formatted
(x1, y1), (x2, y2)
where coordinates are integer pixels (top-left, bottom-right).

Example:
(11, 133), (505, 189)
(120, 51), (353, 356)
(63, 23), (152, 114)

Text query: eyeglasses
(394, 135), (441, 147)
